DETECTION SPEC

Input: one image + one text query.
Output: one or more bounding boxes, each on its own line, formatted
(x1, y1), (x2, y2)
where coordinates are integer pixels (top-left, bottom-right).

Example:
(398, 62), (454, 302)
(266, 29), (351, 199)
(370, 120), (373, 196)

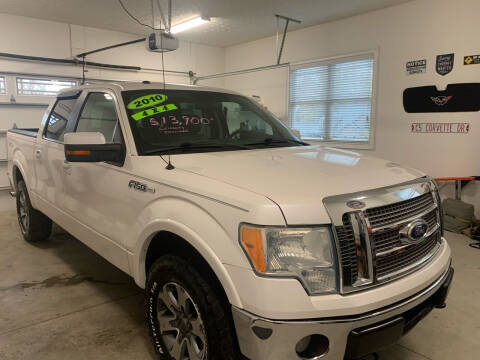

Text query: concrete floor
(0, 210), (479, 360)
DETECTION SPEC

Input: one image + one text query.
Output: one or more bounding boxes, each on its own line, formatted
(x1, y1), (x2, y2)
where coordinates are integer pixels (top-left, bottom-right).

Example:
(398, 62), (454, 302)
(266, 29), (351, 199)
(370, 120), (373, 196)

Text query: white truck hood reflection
(173, 145), (425, 225)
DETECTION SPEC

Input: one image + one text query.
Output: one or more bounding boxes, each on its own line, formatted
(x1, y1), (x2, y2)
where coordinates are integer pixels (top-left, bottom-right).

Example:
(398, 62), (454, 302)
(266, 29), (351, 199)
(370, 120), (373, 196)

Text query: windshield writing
(122, 89), (305, 155)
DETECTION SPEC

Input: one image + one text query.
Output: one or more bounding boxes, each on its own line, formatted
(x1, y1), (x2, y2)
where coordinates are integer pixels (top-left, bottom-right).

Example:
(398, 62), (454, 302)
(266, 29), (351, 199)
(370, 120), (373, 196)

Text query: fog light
(295, 334), (329, 359)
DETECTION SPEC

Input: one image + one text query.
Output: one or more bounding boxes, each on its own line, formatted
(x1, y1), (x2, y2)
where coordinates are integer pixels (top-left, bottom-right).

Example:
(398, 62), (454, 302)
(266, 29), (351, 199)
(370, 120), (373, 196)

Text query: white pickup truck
(7, 82), (453, 360)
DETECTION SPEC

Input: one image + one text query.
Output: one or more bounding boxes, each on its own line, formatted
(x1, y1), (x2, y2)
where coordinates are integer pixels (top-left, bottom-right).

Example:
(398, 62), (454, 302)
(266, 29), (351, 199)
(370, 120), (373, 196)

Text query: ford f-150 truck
(7, 82), (453, 360)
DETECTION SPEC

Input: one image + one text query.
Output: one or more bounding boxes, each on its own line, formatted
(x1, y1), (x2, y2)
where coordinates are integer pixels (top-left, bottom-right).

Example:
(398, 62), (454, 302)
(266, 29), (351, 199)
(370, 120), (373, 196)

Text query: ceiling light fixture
(170, 16), (210, 34)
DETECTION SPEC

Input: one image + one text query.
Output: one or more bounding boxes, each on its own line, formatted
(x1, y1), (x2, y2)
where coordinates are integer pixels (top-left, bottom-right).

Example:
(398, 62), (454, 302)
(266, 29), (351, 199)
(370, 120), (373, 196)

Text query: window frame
(0, 74), (10, 103)
(0, 74), (79, 106)
(16, 77), (77, 97)
(42, 92), (82, 143)
(72, 89), (126, 166)
(74, 91), (123, 144)
(287, 50), (378, 150)
(0, 75), (6, 95)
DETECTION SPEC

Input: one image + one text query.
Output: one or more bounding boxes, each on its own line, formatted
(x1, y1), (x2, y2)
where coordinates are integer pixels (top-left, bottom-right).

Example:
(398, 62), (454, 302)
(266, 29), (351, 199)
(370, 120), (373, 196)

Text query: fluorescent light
(170, 16), (210, 34)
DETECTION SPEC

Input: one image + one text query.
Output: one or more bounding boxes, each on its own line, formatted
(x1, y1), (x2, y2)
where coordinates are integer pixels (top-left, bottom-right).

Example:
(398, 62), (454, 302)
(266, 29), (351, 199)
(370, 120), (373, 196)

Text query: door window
(44, 97), (78, 141)
(76, 93), (121, 143)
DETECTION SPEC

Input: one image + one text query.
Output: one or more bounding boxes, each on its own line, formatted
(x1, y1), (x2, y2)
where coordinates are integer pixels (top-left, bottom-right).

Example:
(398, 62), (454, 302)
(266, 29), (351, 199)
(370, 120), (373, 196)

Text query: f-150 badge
(128, 180), (155, 193)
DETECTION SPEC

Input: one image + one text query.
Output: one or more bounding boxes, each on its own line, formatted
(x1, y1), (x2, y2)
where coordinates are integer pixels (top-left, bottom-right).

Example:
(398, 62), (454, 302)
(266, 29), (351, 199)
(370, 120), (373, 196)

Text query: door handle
(35, 149), (41, 159)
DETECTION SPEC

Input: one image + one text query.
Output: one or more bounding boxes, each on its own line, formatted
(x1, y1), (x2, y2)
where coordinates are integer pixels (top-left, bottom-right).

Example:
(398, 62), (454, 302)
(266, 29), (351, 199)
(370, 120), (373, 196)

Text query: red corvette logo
(430, 95), (453, 106)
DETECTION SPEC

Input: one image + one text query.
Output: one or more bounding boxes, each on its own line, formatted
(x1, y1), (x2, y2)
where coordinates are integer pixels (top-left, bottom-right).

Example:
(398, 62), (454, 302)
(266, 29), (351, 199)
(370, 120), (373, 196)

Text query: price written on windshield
(149, 115), (213, 127)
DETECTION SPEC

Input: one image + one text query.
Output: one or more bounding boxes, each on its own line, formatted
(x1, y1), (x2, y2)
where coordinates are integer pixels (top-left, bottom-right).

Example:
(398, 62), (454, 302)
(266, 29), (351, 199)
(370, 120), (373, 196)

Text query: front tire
(16, 180), (52, 242)
(146, 255), (239, 360)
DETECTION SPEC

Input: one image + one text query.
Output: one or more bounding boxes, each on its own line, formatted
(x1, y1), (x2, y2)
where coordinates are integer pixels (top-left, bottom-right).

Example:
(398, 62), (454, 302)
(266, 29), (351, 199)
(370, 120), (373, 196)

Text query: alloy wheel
(18, 190), (29, 234)
(157, 282), (207, 360)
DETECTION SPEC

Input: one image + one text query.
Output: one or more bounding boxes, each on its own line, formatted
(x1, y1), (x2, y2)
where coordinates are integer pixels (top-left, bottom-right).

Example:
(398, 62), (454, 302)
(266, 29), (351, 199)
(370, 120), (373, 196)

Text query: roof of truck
(57, 81), (239, 96)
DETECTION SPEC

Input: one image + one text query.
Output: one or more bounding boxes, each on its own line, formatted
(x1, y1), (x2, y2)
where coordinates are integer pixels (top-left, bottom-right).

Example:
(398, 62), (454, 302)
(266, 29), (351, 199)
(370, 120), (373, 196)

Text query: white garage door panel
(0, 132), (7, 160)
(0, 105), (47, 129)
(0, 105), (46, 194)
(0, 130), (7, 190)
(0, 162), (9, 188)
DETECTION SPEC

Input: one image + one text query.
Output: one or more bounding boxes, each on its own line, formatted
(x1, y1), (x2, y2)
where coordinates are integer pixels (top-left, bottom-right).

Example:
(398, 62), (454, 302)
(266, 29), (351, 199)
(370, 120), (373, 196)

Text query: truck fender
(11, 154), (30, 196)
(131, 199), (244, 308)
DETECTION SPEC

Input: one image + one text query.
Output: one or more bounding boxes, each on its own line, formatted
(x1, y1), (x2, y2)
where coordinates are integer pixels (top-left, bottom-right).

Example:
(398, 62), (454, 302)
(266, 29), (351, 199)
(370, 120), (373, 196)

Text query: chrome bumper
(232, 265), (453, 360)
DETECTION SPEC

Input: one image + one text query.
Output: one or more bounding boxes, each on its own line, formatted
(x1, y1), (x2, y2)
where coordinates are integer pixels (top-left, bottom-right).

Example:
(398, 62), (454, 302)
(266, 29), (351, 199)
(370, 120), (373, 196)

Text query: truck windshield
(122, 89), (306, 155)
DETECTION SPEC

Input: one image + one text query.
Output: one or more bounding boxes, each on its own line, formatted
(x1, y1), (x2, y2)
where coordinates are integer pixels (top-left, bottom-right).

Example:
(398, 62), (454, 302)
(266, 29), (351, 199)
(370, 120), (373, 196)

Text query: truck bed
(6, 127), (40, 193)
(8, 128), (39, 137)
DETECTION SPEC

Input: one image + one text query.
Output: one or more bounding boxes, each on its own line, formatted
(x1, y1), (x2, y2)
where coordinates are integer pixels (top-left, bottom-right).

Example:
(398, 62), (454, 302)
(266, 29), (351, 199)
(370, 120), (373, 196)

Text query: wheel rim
(157, 282), (207, 360)
(18, 190), (29, 234)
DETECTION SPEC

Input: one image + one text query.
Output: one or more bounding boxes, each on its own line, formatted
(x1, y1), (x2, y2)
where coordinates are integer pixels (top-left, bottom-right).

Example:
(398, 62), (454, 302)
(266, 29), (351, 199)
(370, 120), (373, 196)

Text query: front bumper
(233, 265), (454, 360)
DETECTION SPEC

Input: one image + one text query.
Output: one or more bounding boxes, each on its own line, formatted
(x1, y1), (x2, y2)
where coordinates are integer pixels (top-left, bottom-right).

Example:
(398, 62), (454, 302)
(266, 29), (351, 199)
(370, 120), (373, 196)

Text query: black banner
(403, 83), (480, 113)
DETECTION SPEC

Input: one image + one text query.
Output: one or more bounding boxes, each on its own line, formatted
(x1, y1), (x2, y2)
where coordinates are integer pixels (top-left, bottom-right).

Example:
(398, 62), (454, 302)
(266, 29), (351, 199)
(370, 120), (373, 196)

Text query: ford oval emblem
(400, 219), (429, 244)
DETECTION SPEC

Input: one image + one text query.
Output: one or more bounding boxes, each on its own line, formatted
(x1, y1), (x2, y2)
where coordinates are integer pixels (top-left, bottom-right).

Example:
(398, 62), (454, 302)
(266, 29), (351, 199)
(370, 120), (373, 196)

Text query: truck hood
(173, 145), (425, 224)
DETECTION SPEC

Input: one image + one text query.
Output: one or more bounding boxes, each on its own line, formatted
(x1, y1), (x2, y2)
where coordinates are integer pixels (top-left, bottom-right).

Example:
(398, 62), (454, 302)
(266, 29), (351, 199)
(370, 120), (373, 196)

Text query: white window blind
(289, 54), (374, 145)
(0, 76), (6, 94)
(16, 77), (76, 96)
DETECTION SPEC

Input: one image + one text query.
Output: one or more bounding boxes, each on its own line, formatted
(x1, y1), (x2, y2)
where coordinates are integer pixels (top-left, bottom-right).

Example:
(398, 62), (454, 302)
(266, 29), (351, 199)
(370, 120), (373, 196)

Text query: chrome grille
(371, 209), (438, 253)
(335, 216), (358, 286)
(376, 233), (440, 278)
(325, 179), (442, 293)
(366, 192), (434, 228)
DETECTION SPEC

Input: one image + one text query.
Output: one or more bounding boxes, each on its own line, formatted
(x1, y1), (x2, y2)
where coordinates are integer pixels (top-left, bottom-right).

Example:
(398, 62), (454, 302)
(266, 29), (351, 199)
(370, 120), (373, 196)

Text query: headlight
(239, 225), (338, 294)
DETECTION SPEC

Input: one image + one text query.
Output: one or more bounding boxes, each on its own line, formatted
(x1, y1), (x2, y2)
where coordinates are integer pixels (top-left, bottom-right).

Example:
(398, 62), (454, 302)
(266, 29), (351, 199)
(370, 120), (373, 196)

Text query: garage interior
(0, 0), (479, 359)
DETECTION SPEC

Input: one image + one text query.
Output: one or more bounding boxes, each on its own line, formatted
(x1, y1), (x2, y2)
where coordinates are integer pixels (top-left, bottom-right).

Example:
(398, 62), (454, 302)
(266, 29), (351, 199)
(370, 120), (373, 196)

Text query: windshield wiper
(244, 138), (309, 147)
(144, 142), (251, 155)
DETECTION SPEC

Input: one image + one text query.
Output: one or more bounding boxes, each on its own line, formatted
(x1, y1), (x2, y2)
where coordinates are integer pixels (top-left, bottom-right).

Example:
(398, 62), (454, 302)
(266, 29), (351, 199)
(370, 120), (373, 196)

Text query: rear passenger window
(44, 97), (77, 142)
(75, 93), (121, 143)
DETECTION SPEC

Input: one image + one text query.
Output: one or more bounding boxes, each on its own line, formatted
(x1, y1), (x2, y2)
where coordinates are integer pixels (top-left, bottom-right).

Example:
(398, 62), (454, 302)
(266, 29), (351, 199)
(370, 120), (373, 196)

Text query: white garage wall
(222, 0), (480, 216)
(0, 13), (225, 205)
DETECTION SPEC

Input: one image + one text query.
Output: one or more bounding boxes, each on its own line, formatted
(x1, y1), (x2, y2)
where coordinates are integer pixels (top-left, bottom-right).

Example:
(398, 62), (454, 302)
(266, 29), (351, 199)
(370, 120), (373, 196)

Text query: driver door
(62, 90), (132, 272)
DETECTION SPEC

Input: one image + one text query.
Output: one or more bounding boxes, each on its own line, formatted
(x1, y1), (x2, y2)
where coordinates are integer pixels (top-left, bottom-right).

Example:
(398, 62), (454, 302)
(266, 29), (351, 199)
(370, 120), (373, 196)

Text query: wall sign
(464, 55), (480, 65)
(411, 123), (470, 134)
(406, 59), (427, 75)
(403, 83), (480, 113)
(436, 53), (454, 75)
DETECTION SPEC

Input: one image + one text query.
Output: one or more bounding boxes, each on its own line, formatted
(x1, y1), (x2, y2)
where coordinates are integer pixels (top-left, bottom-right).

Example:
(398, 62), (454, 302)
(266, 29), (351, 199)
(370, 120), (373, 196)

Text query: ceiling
(0, 0), (413, 47)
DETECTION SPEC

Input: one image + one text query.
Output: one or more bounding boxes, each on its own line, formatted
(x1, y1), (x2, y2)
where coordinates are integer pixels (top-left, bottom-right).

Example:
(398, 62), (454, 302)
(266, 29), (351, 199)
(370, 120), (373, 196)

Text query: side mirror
(64, 132), (125, 164)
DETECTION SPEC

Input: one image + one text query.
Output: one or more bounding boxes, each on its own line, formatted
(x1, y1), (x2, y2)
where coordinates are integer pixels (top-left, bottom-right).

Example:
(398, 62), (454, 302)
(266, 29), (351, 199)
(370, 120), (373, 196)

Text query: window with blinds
(289, 54), (375, 146)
